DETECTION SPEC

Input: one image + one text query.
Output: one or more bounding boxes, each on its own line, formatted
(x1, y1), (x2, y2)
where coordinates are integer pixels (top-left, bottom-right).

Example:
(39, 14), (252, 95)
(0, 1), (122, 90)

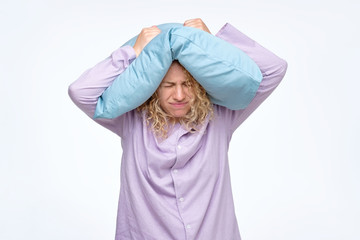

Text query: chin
(169, 110), (189, 119)
(171, 113), (186, 118)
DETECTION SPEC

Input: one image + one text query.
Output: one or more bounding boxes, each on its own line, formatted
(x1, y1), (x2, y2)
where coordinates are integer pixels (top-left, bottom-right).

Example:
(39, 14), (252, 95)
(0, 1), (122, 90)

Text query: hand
(133, 26), (161, 57)
(184, 18), (211, 34)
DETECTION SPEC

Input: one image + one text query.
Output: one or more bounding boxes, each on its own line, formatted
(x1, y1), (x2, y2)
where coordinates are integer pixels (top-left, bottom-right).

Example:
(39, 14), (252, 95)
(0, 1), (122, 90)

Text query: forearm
(215, 23), (288, 132)
(216, 23), (288, 92)
(68, 45), (136, 118)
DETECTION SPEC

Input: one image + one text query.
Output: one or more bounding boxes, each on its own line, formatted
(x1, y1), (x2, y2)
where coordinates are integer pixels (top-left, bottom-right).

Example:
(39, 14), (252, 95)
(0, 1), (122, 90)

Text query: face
(157, 62), (194, 120)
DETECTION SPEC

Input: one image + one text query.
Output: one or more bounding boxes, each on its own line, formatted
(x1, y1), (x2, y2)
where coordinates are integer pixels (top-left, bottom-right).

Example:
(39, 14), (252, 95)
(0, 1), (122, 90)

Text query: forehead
(161, 62), (187, 83)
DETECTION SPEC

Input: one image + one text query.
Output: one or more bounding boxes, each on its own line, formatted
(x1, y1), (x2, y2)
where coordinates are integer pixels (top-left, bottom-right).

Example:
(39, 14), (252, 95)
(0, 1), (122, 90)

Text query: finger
(141, 25), (160, 32)
(141, 27), (161, 36)
(185, 23), (201, 28)
(184, 18), (202, 25)
(184, 18), (201, 23)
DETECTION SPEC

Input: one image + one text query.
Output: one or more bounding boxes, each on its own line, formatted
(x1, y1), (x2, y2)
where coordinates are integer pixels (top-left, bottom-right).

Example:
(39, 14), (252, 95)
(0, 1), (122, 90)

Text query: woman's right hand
(133, 26), (161, 57)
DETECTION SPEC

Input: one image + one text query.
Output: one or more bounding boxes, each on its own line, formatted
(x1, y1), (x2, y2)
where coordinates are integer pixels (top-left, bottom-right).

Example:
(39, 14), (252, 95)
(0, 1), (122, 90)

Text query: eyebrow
(162, 80), (188, 84)
(162, 81), (178, 85)
(161, 82), (175, 86)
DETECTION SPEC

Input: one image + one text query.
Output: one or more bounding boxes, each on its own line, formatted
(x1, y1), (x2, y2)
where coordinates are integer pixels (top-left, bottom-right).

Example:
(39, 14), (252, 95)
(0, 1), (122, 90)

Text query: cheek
(156, 90), (165, 103)
(157, 90), (170, 108)
(187, 88), (196, 100)
(158, 88), (171, 99)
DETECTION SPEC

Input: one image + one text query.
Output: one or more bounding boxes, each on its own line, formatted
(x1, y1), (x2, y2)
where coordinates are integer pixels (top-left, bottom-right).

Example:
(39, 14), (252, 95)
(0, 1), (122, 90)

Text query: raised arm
(68, 46), (135, 136)
(68, 26), (160, 136)
(215, 23), (288, 133)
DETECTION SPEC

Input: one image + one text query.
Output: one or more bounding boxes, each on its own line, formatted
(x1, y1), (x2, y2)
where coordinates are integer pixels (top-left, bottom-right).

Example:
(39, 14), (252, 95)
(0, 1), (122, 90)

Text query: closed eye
(162, 82), (175, 88)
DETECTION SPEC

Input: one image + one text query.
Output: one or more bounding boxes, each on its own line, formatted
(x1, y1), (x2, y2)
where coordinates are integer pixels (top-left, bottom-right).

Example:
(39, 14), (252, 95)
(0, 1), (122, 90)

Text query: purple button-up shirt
(68, 23), (287, 240)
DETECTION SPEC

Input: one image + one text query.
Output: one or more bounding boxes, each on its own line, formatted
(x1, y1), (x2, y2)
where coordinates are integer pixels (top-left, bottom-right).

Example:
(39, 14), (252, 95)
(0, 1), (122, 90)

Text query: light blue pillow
(94, 23), (262, 119)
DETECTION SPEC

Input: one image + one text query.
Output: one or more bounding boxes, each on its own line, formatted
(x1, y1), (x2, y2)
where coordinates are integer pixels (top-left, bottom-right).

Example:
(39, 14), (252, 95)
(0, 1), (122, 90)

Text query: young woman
(68, 18), (287, 240)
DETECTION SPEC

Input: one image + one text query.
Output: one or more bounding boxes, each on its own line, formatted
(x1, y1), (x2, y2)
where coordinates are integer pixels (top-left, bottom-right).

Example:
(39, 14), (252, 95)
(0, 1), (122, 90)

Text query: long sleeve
(68, 23), (287, 136)
(215, 23), (288, 133)
(68, 45), (136, 136)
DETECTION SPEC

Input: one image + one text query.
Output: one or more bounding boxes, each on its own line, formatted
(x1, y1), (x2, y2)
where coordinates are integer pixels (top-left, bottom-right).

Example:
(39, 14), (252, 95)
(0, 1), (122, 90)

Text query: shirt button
(186, 224), (191, 229)
(177, 145), (182, 150)
(173, 169), (178, 173)
(179, 197), (184, 202)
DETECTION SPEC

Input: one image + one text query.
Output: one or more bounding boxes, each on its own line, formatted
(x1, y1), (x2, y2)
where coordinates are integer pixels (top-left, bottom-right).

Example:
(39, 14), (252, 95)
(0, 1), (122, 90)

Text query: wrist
(133, 46), (140, 57)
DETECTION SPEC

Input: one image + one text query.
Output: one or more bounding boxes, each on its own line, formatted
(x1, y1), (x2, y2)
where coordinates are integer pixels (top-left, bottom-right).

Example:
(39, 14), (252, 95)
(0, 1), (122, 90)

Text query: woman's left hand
(184, 18), (211, 34)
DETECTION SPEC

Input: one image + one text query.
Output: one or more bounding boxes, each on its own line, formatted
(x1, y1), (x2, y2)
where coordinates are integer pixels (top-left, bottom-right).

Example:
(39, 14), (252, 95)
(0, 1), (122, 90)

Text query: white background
(1, 0), (359, 239)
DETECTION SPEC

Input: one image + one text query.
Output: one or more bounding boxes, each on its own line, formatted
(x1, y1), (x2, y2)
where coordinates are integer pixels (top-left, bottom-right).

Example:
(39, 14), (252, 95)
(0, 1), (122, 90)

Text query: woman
(68, 18), (287, 240)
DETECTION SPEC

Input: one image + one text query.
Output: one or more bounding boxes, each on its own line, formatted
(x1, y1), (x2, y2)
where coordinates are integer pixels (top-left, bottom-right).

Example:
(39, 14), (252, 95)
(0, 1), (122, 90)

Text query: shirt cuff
(111, 45), (137, 68)
(215, 23), (256, 47)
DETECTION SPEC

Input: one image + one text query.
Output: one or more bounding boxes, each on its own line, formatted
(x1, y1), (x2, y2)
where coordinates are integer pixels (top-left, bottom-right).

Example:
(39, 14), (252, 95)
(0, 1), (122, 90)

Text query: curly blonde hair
(137, 61), (213, 139)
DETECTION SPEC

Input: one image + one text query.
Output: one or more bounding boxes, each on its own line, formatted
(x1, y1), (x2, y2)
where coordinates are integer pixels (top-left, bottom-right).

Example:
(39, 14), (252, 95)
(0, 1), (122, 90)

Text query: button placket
(173, 130), (192, 238)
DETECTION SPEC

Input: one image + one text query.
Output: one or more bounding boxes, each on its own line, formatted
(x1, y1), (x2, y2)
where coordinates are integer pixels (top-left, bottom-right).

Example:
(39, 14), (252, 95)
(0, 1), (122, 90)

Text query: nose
(173, 85), (185, 101)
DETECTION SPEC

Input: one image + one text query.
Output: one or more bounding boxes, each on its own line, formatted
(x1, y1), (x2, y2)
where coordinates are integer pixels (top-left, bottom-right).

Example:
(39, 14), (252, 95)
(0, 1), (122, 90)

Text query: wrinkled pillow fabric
(94, 23), (262, 119)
